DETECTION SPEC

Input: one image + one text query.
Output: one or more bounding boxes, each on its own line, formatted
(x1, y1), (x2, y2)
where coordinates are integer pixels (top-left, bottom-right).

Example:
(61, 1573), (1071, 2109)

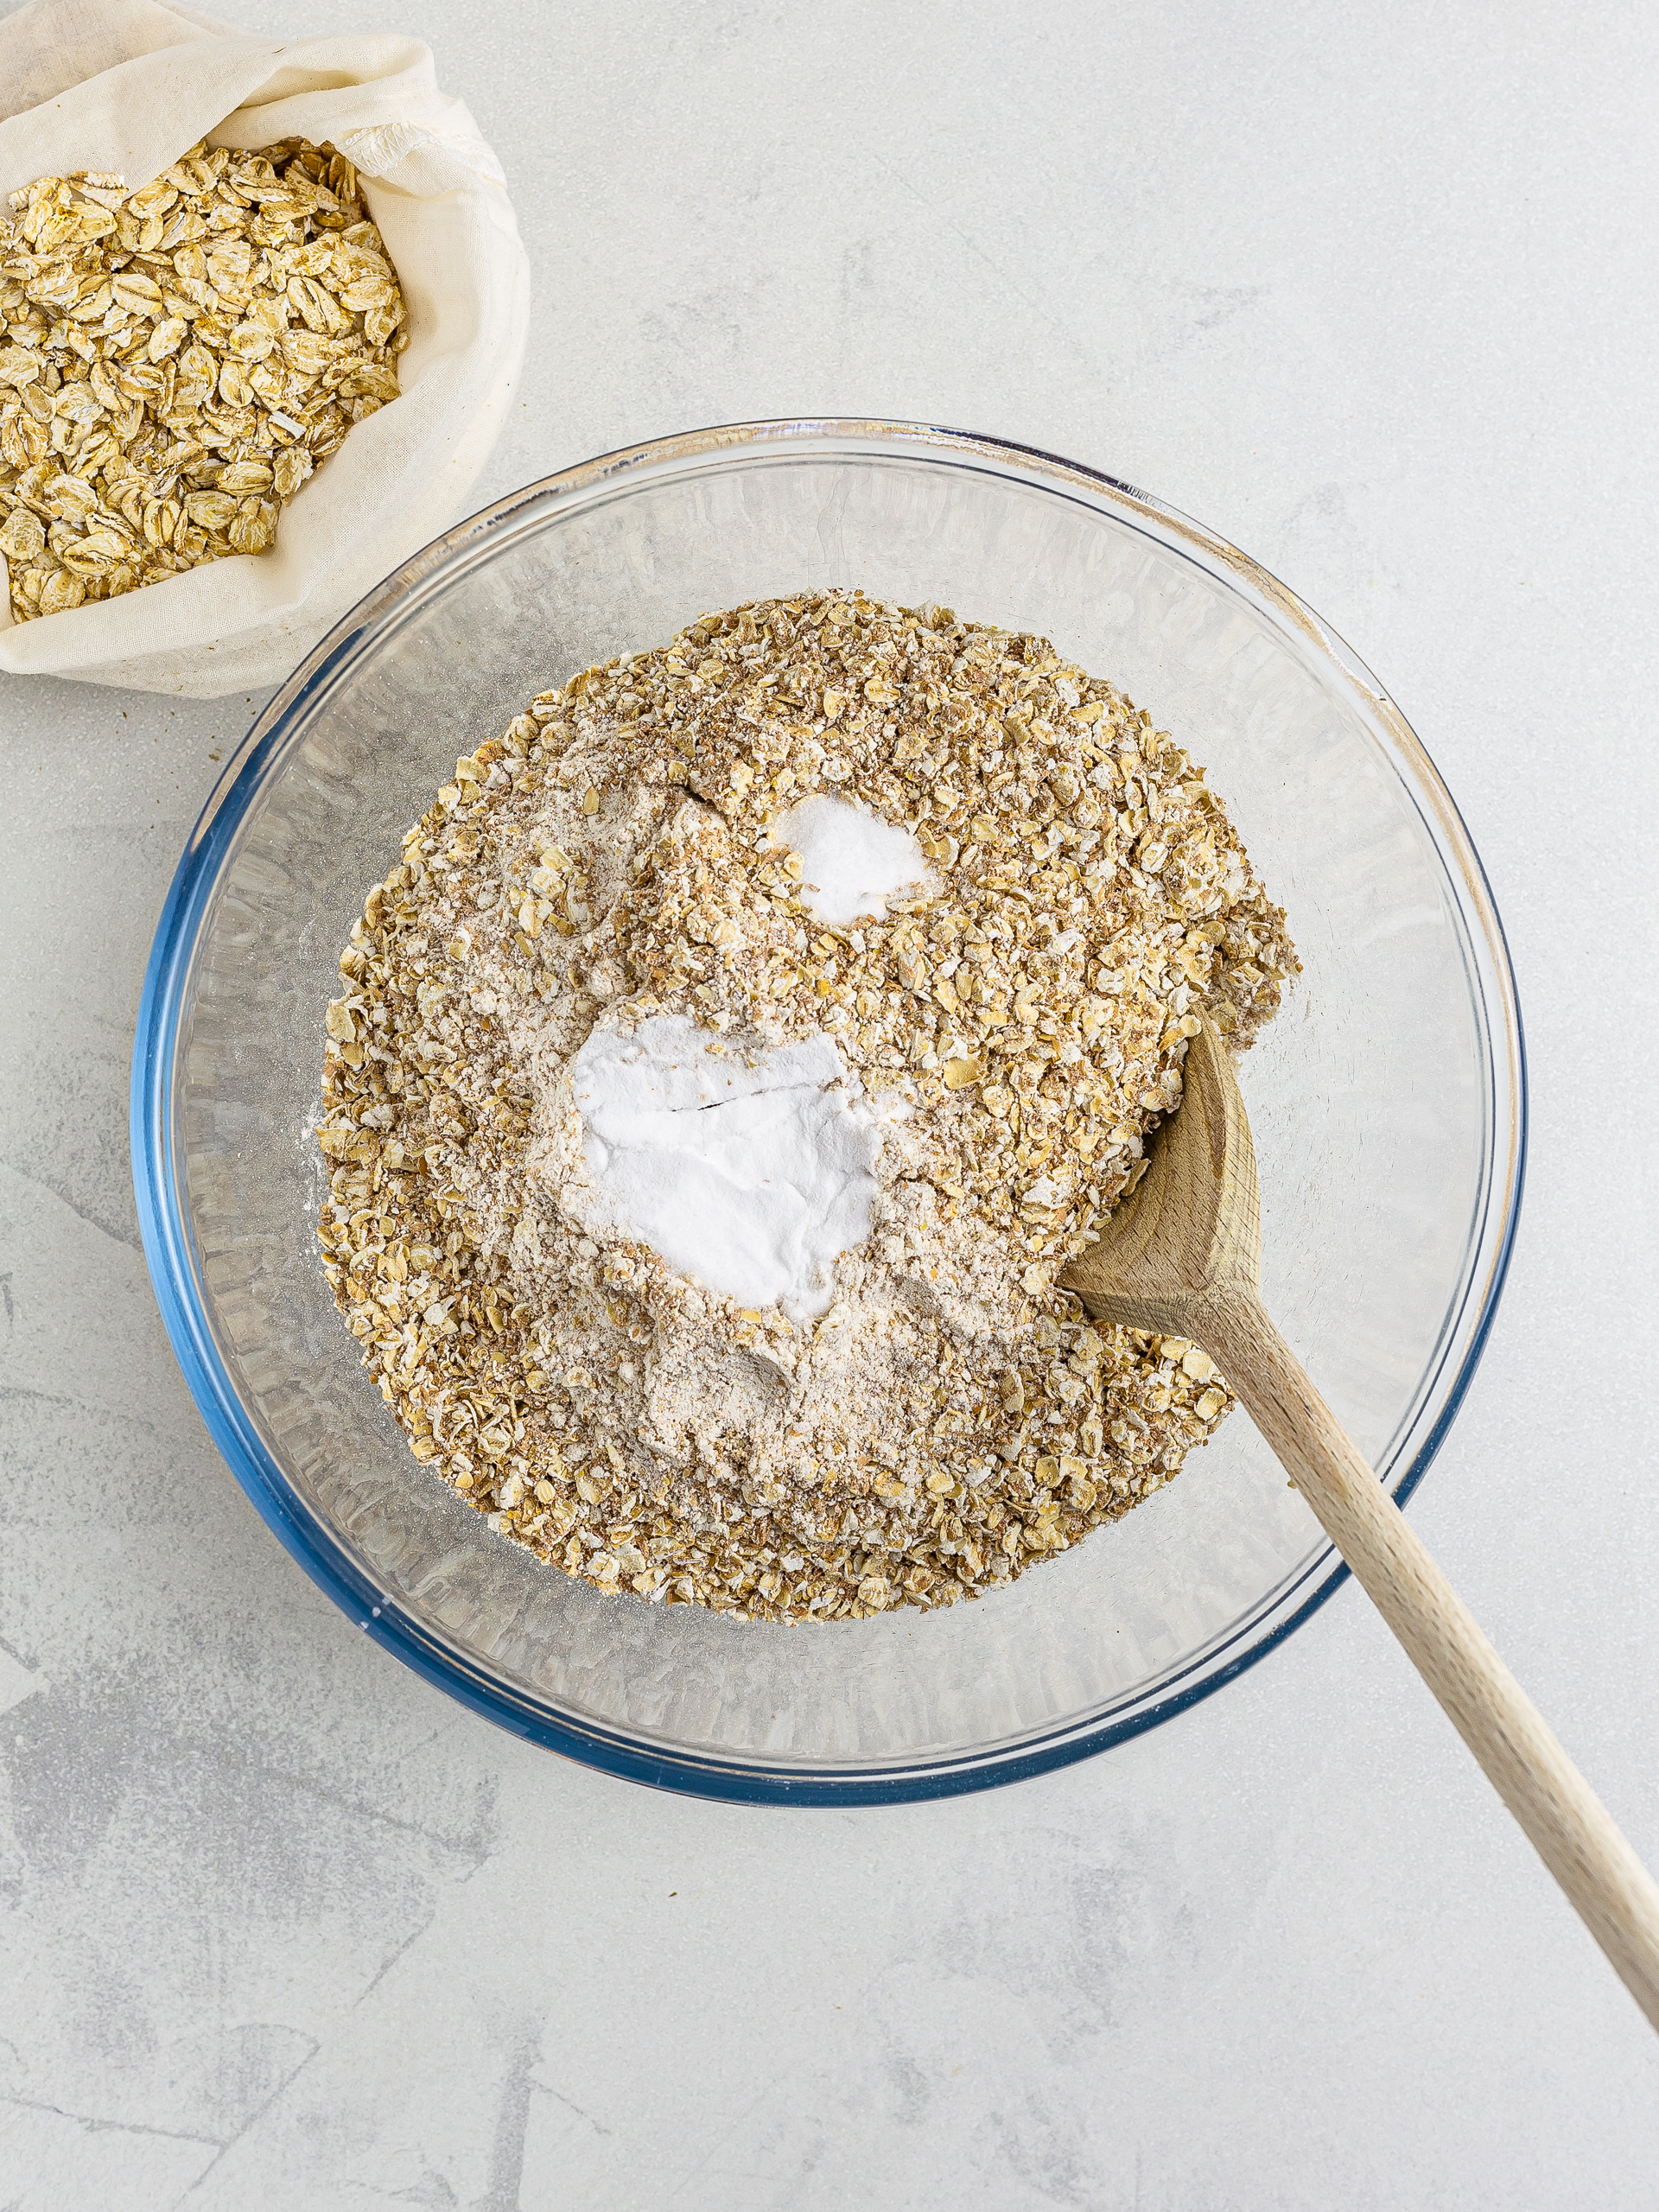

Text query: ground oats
(317, 591), (1296, 1621)
(0, 138), (406, 622)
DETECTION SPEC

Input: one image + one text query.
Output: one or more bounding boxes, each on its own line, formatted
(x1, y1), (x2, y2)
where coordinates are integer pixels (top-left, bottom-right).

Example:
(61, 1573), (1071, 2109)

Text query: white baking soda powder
(569, 1014), (899, 1319)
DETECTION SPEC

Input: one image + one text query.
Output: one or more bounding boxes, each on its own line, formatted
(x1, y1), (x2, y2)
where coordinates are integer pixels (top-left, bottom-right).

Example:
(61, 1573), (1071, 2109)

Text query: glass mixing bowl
(131, 420), (1525, 1803)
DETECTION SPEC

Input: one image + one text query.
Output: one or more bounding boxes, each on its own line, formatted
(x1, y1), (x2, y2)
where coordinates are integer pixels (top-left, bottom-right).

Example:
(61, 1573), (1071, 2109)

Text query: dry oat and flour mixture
(319, 591), (1295, 1620)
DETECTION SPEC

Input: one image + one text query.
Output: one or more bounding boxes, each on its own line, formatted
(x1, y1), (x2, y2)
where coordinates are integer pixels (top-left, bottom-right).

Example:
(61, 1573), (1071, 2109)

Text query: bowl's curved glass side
(134, 427), (1524, 1799)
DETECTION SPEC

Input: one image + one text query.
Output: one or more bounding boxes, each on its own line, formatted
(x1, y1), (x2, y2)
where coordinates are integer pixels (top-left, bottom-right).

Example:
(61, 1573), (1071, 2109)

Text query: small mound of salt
(767, 795), (931, 924)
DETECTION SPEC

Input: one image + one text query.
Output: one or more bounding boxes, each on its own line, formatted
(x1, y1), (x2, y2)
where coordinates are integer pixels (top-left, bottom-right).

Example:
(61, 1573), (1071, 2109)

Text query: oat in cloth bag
(0, 0), (531, 695)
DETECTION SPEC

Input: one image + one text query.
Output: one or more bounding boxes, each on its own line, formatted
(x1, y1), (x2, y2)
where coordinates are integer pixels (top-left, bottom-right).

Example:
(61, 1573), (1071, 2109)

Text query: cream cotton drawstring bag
(0, 0), (530, 696)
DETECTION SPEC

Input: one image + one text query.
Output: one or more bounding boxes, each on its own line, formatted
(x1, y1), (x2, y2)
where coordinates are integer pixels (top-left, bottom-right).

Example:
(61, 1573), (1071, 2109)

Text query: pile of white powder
(567, 1011), (903, 1320)
(557, 798), (932, 1319)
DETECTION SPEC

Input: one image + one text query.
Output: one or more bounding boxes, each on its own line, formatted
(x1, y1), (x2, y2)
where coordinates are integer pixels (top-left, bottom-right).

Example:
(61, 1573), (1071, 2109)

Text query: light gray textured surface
(3, 1), (1658, 2204)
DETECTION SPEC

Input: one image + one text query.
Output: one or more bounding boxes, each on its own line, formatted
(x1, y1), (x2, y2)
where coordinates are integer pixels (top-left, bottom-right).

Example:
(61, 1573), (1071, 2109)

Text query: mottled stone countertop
(3, 2), (1657, 2204)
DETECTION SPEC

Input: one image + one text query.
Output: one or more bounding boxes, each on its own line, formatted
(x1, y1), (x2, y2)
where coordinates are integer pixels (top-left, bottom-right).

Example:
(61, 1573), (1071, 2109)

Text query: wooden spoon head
(1060, 1011), (1262, 1334)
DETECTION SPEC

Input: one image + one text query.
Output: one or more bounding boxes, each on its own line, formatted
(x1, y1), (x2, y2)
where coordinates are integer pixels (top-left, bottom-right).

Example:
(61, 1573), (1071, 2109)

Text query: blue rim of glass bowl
(130, 417), (1528, 1806)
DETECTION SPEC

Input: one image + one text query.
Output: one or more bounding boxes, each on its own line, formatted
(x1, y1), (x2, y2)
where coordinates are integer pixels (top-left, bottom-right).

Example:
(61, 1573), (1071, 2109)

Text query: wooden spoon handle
(1194, 1283), (1659, 2033)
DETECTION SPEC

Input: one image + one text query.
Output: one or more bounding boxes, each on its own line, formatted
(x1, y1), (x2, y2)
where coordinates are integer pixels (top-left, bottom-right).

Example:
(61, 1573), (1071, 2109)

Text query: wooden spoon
(1062, 1013), (1659, 2031)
